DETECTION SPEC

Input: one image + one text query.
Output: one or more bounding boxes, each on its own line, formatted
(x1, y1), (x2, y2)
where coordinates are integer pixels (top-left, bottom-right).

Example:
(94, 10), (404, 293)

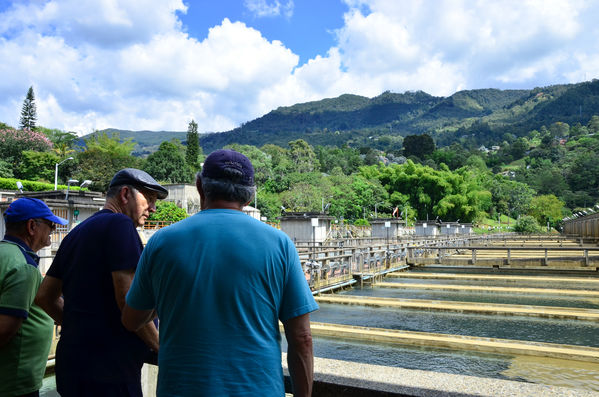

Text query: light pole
(55, 157), (74, 190)
(65, 179), (78, 200)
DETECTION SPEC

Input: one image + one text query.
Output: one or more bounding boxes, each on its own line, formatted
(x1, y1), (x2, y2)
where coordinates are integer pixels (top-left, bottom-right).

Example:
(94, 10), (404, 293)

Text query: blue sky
(0, 0), (598, 135)
(178, 0), (349, 66)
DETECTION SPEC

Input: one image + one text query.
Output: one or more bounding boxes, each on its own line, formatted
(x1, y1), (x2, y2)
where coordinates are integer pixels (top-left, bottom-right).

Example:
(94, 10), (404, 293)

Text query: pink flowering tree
(0, 128), (53, 176)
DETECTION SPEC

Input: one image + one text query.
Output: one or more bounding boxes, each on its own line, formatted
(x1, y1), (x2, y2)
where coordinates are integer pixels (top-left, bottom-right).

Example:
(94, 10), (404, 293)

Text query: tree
(19, 86), (37, 130)
(588, 115), (599, 134)
(185, 120), (201, 171)
(148, 201), (188, 223)
(17, 151), (60, 182)
(403, 134), (435, 159)
(144, 140), (193, 183)
(75, 132), (140, 191)
(529, 194), (565, 229)
(513, 215), (541, 234)
(509, 137), (529, 159)
(288, 139), (319, 173)
(39, 127), (78, 158)
(0, 128), (53, 173)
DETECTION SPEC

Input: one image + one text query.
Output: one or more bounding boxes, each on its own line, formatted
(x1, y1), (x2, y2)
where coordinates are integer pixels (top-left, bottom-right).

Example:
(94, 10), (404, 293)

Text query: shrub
(0, 177), (83, 192)
(148, 201), (188, 223)
(512, 215), (542, 234)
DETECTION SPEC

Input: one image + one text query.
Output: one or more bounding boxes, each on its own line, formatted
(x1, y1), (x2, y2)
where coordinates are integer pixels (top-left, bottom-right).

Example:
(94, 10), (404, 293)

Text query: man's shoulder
(0, 242), (36, 281)
(0, 241), (27, 264)
(75, 210), (134, 233)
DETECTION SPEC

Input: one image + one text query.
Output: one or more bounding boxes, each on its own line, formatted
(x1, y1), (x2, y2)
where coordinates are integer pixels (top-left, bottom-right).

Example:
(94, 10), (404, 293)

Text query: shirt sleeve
(0, 265), (38, 319)
(106, 215), (143, 273)
(278, 238), (319, 322)
(126, 237), (155, 311)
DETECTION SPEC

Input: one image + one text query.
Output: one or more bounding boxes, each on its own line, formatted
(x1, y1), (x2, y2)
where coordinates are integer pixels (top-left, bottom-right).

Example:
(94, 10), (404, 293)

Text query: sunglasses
(35, 218), (56, 231)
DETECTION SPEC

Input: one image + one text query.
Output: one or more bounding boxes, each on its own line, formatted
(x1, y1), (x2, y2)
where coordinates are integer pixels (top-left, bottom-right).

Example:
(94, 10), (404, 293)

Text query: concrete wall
(371, 220), (403, 238)
(415, 222), (438, 236)
(440, 223), (459, 235)
(563, 213), (599, 238)
(163, 184), (201, 214)
(280, 216), (332, 243)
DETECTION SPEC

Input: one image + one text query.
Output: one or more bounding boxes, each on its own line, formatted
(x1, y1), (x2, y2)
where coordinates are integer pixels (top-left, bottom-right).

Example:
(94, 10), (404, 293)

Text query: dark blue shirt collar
(2, 235), (40, 268)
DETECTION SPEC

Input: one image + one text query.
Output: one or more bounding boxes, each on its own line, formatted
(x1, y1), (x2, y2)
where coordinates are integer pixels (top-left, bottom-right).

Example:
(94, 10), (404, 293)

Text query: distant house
(370, 218), (405, 238)
(414, 221), (439, 236)
(278, 212), (334, 244)
(0, 189), (106, 273)
(491, 145), (501, 151)
(163, 184), (201, 214)
(478, 145), (489, 153)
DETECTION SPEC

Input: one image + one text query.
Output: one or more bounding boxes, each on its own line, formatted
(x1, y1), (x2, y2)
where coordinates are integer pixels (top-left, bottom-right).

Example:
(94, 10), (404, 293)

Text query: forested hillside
(3, 80), (599, 231)
(199, 80), (599, 152)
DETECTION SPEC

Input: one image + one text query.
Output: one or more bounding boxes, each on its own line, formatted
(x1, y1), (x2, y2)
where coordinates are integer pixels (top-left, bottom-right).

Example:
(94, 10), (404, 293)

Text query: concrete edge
(282, 354), (599, 397)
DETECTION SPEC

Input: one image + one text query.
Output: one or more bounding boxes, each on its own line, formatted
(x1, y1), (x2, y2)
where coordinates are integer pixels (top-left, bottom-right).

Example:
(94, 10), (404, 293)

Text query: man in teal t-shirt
(0, 198), (67, 397)
(123, 150), (319, 396)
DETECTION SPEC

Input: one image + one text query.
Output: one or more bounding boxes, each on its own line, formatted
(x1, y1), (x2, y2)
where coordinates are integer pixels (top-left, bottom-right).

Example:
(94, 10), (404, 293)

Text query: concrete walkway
(283, 354), (599, 396)
(377, 282), (599, 297)
(389, 272), (599, 284)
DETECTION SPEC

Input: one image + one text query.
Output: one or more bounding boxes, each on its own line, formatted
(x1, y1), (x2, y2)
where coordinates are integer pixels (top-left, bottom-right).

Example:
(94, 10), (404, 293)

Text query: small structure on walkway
(0, 190), (105, 237)
(371, 218), (404, 238)
(163, 183), (201, 214)
(414, 221), (439, 236)
(0, 189), (106, 272)
(440, 222), (460, 235)
(458, 223), (473, 235)
(279, 212), (334, 244)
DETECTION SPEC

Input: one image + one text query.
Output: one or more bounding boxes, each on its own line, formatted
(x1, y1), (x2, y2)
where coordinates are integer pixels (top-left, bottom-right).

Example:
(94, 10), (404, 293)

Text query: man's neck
(202, 199), (244, 211)
(4, 234), (30, 248)
(103, 198), (123, 214)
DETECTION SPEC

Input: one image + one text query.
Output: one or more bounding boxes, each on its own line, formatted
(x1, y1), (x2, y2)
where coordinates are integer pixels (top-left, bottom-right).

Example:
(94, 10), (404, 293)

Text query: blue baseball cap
(201, 149), (254, 186)
(4, 197), (68, 225)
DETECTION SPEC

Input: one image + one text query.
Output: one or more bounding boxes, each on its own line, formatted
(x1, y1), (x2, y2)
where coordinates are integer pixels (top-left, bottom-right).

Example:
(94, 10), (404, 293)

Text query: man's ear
(196, 177), (204, 199)
(26, 219), (37, 237)
(119, 186), (132, 205)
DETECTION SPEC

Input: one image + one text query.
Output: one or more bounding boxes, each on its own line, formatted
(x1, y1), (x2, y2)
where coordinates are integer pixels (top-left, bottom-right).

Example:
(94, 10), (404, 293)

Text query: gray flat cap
(109, 168), (168, 199)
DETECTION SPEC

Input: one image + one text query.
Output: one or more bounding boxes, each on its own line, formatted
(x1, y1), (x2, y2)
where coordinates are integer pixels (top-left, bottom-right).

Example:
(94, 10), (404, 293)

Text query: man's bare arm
(283, 313), (314, 397)
(122, 303), (155, 332)
(112, 269), (159, 352)
(35, 275), (64, 325)
(0, 314), (24, 348)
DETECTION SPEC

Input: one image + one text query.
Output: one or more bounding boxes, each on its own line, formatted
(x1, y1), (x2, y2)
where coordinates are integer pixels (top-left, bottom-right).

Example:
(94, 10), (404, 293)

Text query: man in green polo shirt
(0, 197), (67, 397)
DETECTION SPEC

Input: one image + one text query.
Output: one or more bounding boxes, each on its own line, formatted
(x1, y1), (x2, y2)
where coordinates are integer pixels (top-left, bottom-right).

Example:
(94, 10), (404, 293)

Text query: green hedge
(0, 177), (85, 192)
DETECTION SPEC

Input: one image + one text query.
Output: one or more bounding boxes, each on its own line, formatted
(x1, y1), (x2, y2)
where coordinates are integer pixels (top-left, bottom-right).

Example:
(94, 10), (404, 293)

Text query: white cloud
(244, 0), (294, 18)
(331, 0), (596, 92)
(1, 0), (598, 136)
(0, 3), (299, 134)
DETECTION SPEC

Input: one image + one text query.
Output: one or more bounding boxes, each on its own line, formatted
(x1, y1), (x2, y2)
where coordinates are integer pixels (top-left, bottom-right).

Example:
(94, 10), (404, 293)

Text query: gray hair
(199, 175), (255, 205)
(106, 184), (131, 199)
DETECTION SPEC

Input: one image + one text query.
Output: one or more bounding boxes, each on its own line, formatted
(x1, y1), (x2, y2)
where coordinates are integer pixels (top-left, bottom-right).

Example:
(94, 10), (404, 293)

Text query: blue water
(281, 336), (516, 380)
(387, 276), (599, 290)
(311, 303), (599, 347)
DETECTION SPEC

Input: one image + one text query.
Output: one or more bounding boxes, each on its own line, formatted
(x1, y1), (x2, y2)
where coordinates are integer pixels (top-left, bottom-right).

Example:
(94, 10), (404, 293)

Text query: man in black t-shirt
(35, 169), (168, 397)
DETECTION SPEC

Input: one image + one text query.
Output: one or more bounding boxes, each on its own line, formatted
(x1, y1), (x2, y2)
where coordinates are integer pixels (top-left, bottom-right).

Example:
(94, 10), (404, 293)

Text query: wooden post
(507, 248), (511, 265)
(585, 249), (589, 267)
(472, 249), (477, 264)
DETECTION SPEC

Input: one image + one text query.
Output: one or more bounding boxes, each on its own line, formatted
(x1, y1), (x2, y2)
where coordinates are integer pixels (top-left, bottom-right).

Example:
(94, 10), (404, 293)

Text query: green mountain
(88, 80), (599, 154)
(79, 128), (187, 156)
